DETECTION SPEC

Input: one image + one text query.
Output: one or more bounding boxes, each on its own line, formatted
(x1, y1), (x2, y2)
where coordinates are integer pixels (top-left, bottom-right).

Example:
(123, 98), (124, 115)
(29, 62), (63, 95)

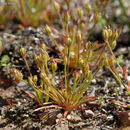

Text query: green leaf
(1, 55), (10, 63)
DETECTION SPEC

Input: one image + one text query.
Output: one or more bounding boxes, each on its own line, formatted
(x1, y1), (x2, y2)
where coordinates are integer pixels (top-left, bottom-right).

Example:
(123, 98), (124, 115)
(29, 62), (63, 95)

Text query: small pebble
(84, 110), (94, 118)
(107, 115), (114, 120)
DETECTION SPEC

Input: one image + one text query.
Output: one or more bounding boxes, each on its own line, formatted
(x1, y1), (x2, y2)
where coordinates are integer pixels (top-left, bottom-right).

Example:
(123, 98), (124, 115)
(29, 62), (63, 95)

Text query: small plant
(12, 30), (129, 121)
(13, 0), (54, 27)
(12, 43), (101, 117)
(0, 41), (10, 71)
(12, 0), (129, 123)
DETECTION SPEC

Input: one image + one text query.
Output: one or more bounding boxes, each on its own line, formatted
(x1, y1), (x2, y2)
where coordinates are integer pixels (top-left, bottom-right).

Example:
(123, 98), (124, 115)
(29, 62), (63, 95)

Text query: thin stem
(106, 40), (123, 73)
(50, 35), (64, 56)
(23, 57), (32, 77)
(107, 66), (130, 95)
(64, 63), (67, 92)
(57, 11), (65, 31)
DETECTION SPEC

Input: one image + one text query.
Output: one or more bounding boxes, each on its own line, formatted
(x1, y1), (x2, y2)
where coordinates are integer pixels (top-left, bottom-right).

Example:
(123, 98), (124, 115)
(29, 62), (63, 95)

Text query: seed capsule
(78, 9), (84, 19)
(110, 40), (117, 50)
(53, 1), (60, 12)
(102, 29), (108, 41)
(51, 62), (58, 72)
(45, 25), (52, 35)
(20, 47), (26, 58)
(67, 37), (72, 46)
(41, 43), (46, 51)
(86, 4), (92, 14)
(76, 32), (82, 43)
(94, 12), (101, 23)
(33, 75), (38, 83)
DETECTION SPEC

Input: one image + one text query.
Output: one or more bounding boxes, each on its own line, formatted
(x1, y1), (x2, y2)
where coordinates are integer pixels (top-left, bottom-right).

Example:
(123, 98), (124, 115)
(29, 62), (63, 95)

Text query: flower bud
(40, 72), (46, 79)
(81, 22), (85, 31)
(35, 54), (40, 65)
(53, 1), (60, 12)
(45, 25), (52, 35)
(78, 9), (84, 19)
(12, 68), (23, 83)
(110, 40), (117, 50)
(111, 30), (119, 41)
(102, 28), (108, 41)
(76, 31), (82, 43)
(67, 37), (72, 46)
(107, 28), (112, 38)
(51, 62), (58, 72)
(33, 75), (38, 83)
(94, 12), (101, 23)
(86, 4), (92, 14)
(64, 12), (70, 24)
(20, 47), (26, 58)
(40, 72), (50, 85)
(41, 43), (46, 51)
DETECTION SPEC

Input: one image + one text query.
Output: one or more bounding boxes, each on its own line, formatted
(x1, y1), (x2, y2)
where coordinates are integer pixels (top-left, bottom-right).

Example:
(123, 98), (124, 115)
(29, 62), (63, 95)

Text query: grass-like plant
(12, 0), (130, 123)
(12, 28), (129, 121)
(12, 43), (101, 117)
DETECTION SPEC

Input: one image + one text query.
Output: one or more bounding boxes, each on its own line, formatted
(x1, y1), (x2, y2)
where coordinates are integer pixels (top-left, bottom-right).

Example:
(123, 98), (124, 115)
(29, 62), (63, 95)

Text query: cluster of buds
(40, 72), (50, 86)
(102, 26), (120, 49)
(28, 75), (38, 86)
(86, 42), (98, 50)
(35, 44), (49, 68)
(12, 68), (23, 83)
(99, 53), (109, 68)
(35, 54), (44, 67)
